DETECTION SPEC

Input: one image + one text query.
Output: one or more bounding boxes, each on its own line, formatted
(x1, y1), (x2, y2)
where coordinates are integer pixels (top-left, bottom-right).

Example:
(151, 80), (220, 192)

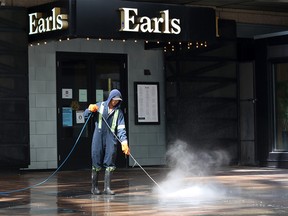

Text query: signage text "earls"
(119, 8), (181, 34)
(29, 7), (68, 35)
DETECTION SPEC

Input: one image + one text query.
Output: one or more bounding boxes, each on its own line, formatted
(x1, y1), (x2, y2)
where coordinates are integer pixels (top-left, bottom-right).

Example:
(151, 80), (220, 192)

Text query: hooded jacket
(84, 89), (127, 168)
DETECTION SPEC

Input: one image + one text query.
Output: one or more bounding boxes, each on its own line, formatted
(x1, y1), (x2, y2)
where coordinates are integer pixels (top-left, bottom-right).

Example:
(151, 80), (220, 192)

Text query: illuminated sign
(29, 7), (68, 35)
(119, 7), (181, 34)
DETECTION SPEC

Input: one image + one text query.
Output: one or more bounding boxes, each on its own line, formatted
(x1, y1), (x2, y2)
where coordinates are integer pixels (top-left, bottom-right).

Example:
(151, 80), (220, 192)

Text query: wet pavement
(0, 166), (288, 215)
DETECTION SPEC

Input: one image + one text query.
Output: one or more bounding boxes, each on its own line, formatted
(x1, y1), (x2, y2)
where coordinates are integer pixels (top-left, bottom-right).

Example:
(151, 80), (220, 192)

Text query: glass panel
(61, 60), (89, 138)
(94, 61), (120, 101)
(0, 100), (28, 120)
(0, 122), (29, 144)
(274, 63), (288, 151)
(0, 76), (28, 98)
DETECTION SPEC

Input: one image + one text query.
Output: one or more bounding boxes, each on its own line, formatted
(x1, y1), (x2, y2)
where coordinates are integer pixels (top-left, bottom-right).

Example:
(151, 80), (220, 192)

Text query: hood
(106, 89), (122, 108)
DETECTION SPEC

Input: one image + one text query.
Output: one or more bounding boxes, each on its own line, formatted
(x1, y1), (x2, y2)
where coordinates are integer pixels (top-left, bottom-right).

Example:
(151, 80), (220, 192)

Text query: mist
(155, 139), (230, 203)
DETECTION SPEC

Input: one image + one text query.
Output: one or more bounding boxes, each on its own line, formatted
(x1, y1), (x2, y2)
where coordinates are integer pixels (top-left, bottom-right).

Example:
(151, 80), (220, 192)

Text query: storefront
(26, 0), (218, 170)
(2, 0), (288, 170)
(255, 32), (288, 168)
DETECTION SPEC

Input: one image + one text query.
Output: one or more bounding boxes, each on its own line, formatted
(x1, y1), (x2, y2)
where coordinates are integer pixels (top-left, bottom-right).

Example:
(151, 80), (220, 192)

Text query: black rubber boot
(103, 170), (115, 195)
(91, 169), (101, 195)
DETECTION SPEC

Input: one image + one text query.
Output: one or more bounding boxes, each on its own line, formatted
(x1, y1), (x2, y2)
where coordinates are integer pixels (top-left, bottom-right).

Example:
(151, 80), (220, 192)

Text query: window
(274, 62), (288, 151)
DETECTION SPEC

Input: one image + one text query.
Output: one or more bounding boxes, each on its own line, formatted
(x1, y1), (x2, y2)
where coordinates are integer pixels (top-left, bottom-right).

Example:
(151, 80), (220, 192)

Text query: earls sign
(119, 8), (181, 34)
(28, 1), (216, 45)
(29, 7), (68, 35)
(29, 6), (181, 37)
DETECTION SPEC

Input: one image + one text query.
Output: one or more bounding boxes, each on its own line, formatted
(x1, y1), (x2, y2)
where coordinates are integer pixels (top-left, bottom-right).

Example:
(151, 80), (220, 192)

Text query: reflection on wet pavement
(0, 167), (288, 215)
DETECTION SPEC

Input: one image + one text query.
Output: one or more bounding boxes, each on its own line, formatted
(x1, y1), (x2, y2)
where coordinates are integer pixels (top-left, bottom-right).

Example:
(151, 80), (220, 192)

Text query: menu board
(135, 82), (160, 124)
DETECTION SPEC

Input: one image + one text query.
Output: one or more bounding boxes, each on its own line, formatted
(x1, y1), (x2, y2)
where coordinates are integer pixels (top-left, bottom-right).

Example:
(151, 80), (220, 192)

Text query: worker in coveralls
(84, 89), (130, 195)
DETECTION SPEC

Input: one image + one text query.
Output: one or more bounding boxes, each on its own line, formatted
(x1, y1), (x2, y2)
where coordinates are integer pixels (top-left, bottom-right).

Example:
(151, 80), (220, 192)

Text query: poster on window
(76, 110), (85, 124)
(62, 88), (72, 99)
(96, 89), (104, 102)
(135, 82), (160, 124)
(62, 107), (73, 127)
(79, 89), (87, 102)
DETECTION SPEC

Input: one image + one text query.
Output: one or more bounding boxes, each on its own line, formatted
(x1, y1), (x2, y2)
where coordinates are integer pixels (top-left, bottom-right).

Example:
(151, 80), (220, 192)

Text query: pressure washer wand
(100, 115), (162, 190)
(128, 153), (162, 189)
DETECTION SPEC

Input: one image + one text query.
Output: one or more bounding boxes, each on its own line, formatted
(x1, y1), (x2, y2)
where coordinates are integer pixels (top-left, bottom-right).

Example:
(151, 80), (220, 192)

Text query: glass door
(57, 56), (91, 170)
(274, 62), (288, 151)
(56, 52), (128, 170)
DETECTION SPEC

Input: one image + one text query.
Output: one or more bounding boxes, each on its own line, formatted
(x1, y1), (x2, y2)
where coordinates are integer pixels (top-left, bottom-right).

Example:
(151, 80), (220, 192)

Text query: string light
(160, 41), (208, 52)
(28, 38), (208, 52)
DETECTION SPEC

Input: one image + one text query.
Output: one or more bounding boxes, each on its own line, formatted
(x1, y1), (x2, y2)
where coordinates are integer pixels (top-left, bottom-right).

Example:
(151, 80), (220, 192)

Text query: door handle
(240, 98), (257, 103)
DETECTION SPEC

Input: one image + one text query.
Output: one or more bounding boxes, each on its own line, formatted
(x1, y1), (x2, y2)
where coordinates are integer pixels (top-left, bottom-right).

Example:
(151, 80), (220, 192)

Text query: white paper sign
(79, 89), (87, 102)
(76, 110), (85, 124)
(96, 89), (104, 102)
(62, 88), (73, 99)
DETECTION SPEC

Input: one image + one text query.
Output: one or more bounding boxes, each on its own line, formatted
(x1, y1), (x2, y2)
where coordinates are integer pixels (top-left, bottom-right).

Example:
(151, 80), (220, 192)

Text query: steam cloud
(155, 140), (230, 203)
(166, 140), (230, 176)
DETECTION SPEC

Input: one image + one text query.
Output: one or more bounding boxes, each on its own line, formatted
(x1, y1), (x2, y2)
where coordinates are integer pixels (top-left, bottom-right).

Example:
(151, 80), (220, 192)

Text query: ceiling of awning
(8, 0), (288, 13)
(124, 0), (288, 13)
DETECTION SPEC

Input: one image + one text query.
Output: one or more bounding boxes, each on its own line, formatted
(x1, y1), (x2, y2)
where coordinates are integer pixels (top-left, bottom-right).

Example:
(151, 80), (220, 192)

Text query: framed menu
(134, 82), (160, 125)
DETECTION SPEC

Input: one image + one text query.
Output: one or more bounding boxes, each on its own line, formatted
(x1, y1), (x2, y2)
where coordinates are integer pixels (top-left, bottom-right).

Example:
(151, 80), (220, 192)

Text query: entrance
(56, 52), (128, 170)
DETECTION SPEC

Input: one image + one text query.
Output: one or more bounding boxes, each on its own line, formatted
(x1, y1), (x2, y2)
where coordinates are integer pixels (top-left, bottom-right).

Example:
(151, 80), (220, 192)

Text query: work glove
(88, 104), (98, 112)
(121, 141), (130, 156)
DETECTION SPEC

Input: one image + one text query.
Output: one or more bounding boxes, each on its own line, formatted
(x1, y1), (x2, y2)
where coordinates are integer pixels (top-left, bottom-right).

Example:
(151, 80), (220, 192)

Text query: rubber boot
(103, 170), (115, 195)
(91, 170), (101, 195)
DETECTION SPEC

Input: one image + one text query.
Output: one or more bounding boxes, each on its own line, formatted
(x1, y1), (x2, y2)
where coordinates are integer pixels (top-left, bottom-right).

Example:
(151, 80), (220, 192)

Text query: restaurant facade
(1, 0), (288, 169)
